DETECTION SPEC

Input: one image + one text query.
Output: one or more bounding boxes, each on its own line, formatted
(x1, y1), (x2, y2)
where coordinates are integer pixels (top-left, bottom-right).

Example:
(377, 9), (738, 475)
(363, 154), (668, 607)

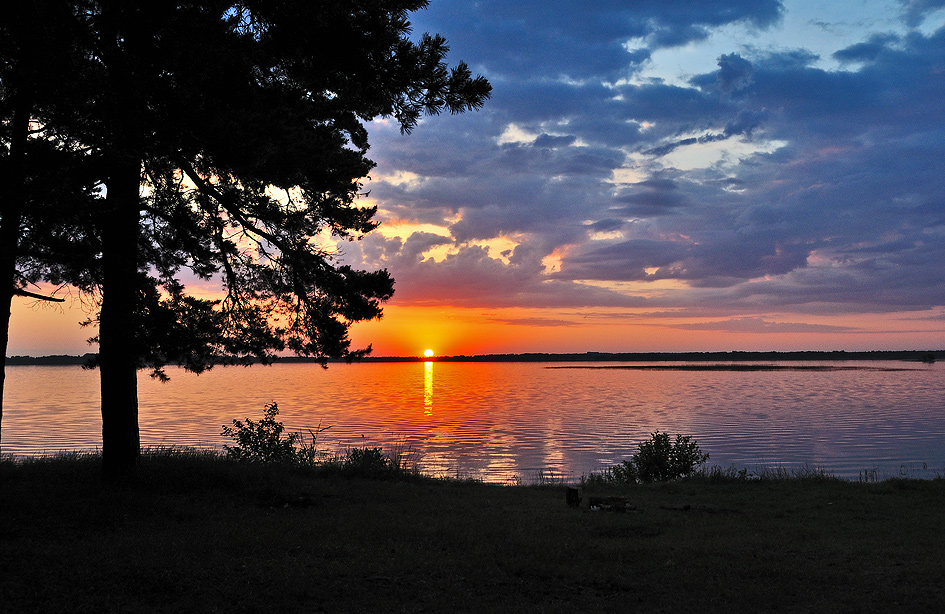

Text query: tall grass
(582, 462), (843, 487)
(695, 463), (840, 482)
(218, 401), (427, 481)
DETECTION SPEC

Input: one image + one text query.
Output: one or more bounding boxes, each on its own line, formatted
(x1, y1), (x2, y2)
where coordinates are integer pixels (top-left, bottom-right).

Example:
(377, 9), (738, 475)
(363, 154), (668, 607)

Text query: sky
(8, 0), (945, 357)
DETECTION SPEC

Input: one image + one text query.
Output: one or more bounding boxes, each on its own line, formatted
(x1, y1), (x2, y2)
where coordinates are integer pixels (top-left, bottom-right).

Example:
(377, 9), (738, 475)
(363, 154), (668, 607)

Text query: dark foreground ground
(2, 453), (944, 613)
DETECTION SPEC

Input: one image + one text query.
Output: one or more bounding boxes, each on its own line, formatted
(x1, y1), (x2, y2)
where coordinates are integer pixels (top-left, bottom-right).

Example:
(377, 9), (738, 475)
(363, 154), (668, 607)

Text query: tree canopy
(0, 0), (490, 478)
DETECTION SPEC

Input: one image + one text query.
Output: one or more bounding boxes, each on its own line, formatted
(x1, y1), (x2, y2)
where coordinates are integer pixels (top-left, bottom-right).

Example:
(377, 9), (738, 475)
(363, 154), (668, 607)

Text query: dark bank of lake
(3, 360), (943, 481)
(4, 453), (945, 613)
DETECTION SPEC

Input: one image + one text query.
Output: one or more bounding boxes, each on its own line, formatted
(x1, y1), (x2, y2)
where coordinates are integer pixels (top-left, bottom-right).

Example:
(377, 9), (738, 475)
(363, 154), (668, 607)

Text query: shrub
(221, 402), (305, 464)
(337, 446), (424, 480)
(584, 431), (710, 485)
(342, 447), (392, 477)
(221, 403), (419, 480)
(632, 431), (709, 482)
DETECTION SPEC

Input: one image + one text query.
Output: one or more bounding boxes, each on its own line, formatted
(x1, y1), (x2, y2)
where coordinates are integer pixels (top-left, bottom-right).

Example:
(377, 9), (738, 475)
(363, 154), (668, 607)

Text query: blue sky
(331, 0), (945, 351)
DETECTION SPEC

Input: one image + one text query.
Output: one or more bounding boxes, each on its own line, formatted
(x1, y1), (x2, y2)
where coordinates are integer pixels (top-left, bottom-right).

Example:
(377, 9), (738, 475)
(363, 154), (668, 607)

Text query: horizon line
(5, 349), (942, 365)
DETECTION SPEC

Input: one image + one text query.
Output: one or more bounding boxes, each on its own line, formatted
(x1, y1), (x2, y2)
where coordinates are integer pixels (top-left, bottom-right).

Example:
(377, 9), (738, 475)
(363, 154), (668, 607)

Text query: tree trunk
(98, 154), (141, 481)
(96, 1), (146, 482)
(0, 92), (30, 455)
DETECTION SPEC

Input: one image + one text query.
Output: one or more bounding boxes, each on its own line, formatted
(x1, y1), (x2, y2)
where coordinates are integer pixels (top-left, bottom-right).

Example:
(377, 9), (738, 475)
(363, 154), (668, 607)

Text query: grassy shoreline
(2, 450), (944, 613)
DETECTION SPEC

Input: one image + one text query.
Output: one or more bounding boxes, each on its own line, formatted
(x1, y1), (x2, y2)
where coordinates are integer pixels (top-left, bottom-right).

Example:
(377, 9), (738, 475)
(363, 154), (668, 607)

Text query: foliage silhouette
(2, 1), (490, 479)
(632, 431), (710, 482)
(221, 402), (417, 479)
(586, 431), (710, 484)
(221, 402), (332, 466)
(221, 402), (303, 464)
(0, 0), (103, 453)
(340, 446), (403, 479)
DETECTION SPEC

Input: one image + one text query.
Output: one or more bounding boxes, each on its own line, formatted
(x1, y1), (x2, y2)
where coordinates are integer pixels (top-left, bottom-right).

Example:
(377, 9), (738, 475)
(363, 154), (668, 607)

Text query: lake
(2, 360), (943, 481)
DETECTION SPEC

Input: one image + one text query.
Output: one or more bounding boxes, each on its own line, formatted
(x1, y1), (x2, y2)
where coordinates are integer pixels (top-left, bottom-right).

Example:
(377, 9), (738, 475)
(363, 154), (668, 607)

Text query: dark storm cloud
(612, 178), (690, 217)
(899, 0), (945, 27)
(495, 81), (615, 124)
(355, 1), (945, 319)
(716, 52), (755, 92)
(558, 233), (813, 285)
(615, 81), (735, 126)
(556, 239), (690, 282)
(724, 108), (769, 136)
(587, 219), (627, 233)
(412, 0), (784, 80)
(832, 33), (901, 63)
(533, 134), (578, 149)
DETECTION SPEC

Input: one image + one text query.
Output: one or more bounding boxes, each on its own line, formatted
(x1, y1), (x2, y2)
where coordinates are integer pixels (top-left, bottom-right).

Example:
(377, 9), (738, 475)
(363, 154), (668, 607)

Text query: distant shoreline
(546, 364), (923, 372)
(4, 349), (941, 366)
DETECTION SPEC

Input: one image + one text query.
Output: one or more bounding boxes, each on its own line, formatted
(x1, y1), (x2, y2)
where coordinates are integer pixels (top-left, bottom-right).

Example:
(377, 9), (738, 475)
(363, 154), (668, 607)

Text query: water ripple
(3, 361), (944, 480)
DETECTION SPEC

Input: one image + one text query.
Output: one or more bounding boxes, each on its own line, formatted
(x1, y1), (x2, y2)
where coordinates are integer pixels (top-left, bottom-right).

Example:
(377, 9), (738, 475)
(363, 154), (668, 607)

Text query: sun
(423, 349), (434, 358)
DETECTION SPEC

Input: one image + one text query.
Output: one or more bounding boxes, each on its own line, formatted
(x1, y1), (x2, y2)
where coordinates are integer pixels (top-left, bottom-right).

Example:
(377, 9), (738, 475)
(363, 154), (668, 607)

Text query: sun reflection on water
(423, 361), (433, 416)
(4, 362), (945, 482)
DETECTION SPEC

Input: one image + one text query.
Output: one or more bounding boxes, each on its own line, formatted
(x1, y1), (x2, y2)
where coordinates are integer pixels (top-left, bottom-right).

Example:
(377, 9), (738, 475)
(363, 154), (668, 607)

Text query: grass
(2, 450), (945, 613)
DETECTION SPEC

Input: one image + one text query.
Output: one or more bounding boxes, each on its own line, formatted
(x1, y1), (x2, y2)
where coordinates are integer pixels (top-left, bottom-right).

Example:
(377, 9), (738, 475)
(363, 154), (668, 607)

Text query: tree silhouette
(1, 1), (490, 479)
(1, 0), (102, 452)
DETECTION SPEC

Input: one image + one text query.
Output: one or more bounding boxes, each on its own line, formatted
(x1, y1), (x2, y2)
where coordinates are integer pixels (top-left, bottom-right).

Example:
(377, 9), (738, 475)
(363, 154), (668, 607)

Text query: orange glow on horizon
(348, 304), (945, 357)
(8, 284), (945, 358)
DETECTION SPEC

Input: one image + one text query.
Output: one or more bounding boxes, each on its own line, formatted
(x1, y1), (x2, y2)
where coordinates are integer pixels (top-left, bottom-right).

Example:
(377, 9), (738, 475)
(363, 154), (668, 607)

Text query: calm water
(2, 361), (943, 481)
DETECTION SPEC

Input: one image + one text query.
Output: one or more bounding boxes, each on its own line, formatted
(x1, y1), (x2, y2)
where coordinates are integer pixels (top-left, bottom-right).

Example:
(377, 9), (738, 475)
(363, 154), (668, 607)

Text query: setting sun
(423, 349), (434, 358)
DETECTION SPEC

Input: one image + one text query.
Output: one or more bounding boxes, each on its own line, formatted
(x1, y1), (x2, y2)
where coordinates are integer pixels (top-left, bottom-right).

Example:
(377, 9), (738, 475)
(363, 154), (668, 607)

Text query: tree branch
(12, 288), (65, 302)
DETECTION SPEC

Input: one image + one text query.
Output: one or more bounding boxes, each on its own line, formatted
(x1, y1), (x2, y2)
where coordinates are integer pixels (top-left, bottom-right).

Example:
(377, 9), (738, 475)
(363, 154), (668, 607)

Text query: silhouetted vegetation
(583, 431), (710, 485)
(1, 1), (490, 480)
(221, 402), (314, 464)
(335, 445), (417, 480)
(221, 401), (418, 479)
(2, 449), (945, 612)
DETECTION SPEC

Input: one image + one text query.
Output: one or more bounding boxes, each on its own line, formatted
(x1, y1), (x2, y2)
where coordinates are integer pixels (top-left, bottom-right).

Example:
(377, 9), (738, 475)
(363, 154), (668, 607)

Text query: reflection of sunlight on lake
(423, 361), (433, 416)
(4, 361), (945, 482)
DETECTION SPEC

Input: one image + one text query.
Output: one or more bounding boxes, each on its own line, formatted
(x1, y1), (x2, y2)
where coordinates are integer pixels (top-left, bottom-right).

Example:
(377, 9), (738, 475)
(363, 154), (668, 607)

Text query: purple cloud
(350, 2), (945, 326)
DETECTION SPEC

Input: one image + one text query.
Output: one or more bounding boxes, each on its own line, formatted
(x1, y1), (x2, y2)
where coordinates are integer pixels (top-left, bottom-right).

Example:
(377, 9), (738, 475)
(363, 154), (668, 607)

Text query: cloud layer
(343, 0), (945, 332)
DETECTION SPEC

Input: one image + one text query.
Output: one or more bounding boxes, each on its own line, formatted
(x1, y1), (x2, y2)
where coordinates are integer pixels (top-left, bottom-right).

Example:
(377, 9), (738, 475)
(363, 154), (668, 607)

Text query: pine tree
(1, 1), (490, 479)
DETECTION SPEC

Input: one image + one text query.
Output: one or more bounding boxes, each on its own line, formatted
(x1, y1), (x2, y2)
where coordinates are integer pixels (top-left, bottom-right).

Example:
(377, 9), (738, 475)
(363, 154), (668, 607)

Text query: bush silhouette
(221, 402), (303, 464)
(589, 431), (710, 484)
(342, 447), (395, 478)
(631, 431), (709, 482)
(221, 403), (415, 479)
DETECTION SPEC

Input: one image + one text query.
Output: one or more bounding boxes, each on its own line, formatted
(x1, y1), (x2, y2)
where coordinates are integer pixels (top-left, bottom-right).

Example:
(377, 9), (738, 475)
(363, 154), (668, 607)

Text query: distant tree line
(6, 350), (941, 365)
(385, 350), (943, 363)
